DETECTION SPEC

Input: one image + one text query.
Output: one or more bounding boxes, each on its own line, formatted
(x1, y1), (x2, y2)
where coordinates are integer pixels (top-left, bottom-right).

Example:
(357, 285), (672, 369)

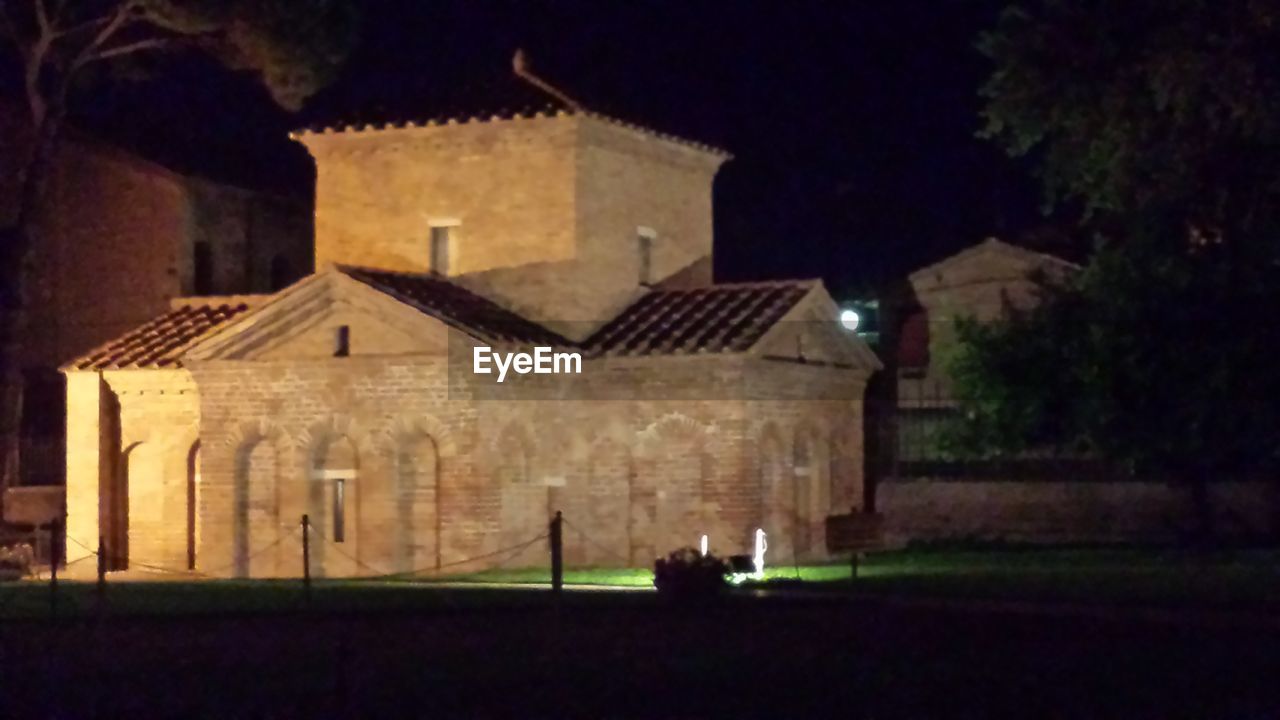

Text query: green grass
(435, 566), (656, 586)
(2, 546), (1278, 619)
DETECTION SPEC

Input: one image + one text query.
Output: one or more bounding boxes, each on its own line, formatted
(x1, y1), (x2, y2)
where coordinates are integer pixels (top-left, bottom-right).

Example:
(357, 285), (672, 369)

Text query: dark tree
(0, 0), (358, 491)
(952, 0), (1280, 538)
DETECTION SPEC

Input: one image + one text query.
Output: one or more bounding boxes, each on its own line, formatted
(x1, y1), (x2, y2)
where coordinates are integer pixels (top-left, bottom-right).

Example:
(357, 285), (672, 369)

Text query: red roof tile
(340, 266), (569, 346)
(584, 282), (814, 357)
(70, 302), (252, 370)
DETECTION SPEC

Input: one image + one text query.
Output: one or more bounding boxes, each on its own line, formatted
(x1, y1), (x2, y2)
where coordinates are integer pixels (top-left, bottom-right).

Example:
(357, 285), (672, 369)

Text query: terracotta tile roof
(583, 281), (815, 357)
(69, 302), (253, 370)
(339, 266), (569, 346)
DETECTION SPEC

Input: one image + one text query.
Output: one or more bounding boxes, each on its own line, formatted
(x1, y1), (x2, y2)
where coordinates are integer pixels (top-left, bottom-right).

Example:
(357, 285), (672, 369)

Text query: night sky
(63, 1), (1044, 298)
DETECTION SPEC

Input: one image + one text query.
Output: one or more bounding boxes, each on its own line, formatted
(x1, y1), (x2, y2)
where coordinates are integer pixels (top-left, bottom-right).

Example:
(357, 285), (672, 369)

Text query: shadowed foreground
(0, 589), (1277, 718)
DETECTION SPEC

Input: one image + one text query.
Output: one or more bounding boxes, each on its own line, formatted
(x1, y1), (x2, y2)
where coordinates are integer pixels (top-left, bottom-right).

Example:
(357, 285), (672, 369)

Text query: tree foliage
(955, 0), (1280, 506)
(945, 232), (1280, 480)
(0, 0), (357, 490)
(0, 0), (359, 119)
(979, 0), (1280, 230)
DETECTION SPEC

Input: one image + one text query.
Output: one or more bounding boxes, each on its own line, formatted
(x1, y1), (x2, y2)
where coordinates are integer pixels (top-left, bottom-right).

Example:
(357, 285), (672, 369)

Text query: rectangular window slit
(333, 478), (346, 543)
(334, 325), (350, 357)
(430, 226), (451, 275)
(637, 232), (654, 285)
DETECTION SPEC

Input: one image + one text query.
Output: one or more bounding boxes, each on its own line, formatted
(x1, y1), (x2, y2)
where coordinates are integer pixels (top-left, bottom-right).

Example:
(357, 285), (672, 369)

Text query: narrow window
(637, 229), (656, 285)
(334, 325), (350, 357)
(429, 226), (451, 275)
(332, 478), (346, 543)
(193, 241), (213, 296)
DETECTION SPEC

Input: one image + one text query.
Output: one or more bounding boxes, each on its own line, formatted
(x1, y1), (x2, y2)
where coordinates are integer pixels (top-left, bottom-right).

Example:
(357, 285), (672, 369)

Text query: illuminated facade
(61, 62), (880, 577)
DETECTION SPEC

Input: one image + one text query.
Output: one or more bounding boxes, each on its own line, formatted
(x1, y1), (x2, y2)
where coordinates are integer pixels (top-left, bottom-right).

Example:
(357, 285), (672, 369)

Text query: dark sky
(64, 1), (1043, 298)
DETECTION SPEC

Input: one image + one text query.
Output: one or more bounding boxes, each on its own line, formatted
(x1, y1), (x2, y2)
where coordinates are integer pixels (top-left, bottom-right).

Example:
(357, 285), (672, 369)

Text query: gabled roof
(582, 281), (817, 357)
(909, 238), (1079, 287)
(339, 266), (568, 346)
(68, 269), (866, 370)
(66, 300), (259, 370)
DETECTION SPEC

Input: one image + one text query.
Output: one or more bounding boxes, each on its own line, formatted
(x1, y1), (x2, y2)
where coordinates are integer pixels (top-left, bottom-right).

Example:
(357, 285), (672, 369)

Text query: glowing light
(699, 534), (708, 556)
(839, 309), (860, 332)
(753, 528), (767, 579)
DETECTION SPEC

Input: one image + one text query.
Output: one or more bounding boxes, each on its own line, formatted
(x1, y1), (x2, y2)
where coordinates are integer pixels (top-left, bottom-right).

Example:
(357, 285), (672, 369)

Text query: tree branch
(69, 0), (142, 71)
(54, 13), (110, 39)
(33, 0), (49, 34)
(83, 0), (139, 55)
(83, 35), (171, 63)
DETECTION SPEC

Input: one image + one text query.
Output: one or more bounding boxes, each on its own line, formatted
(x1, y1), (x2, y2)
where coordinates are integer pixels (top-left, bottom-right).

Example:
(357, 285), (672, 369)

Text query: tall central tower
(293, 55), (730, 336)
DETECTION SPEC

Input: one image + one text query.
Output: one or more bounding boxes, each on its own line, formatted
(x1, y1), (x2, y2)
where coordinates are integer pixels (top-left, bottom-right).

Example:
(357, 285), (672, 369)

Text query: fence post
(302, 514), (312, 603)
(48, 518), (60, 618)
(550, 511), (563, 594)
(96, 535), (107, 617)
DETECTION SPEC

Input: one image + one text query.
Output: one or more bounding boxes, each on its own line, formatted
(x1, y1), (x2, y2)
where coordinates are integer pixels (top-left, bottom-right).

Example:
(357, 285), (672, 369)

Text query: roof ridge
(656, 278), (820, 291)
(168, 294), (271, 310)
(337, 265), (570, 346)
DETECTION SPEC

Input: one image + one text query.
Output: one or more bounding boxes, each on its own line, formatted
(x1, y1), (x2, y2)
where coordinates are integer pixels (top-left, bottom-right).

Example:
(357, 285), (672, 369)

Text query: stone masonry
(62, 62), (880, 578)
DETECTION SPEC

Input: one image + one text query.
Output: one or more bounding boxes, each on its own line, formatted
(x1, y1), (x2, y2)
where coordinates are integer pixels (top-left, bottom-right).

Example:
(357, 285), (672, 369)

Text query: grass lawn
(444, 546), (1280, 611)
(3, 547), (1279, 717)
(1, 545), (1278, 618)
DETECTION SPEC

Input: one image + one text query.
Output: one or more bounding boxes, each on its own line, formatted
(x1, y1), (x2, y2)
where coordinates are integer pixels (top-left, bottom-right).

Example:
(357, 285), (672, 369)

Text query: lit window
(430, 226), (452, 275)
(334, 325), (350, 357)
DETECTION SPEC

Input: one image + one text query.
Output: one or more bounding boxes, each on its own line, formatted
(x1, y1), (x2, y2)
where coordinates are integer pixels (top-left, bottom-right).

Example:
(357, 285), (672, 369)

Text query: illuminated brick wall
(299, 115), (725, 334)
(1, 126), (311, 370)
(64, 350), (868, 577)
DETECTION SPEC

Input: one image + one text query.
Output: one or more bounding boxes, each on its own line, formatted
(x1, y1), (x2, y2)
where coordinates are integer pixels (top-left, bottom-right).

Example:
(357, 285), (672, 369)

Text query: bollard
(550, 511), (563, 594)
(48, 519), (60, 618)
(302, 514), (312, 603)
(96, 535), (107, 617)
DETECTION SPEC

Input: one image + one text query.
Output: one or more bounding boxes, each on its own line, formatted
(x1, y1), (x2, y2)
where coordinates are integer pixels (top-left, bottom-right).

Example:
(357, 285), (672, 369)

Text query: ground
(1, 547), (1278, 716)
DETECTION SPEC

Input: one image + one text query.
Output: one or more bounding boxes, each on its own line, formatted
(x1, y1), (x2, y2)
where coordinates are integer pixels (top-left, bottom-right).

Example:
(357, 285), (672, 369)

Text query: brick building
(61, 62), (880, 577)
(889, 238), (1078, 468)
(0, 106), (311, 490)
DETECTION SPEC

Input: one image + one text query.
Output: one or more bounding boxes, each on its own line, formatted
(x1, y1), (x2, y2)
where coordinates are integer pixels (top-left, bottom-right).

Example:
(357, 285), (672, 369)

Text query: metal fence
(887, 374), (1115, 482)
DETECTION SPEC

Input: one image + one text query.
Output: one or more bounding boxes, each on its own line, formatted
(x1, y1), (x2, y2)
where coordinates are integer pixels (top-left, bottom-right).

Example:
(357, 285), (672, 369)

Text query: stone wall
(298, 115), (726, 332)
(55, 338), (870, 573)
(62, 370), (200, 571)
(2, 135), (312, 370)
(878, 479), (1280, 544)
(303, 117), (580, 278)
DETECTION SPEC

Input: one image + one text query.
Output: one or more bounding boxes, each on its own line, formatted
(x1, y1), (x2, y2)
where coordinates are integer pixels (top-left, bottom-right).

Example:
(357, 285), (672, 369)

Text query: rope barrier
(290, 522), (552, 584)
(53, 514), (621, 586)
(373, 532), (550, 582)
(306, 526), (391, 577)
(65, 527), (305, 580)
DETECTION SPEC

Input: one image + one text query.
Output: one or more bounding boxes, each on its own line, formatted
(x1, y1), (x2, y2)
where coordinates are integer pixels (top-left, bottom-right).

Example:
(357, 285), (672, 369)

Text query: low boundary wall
(878, 479), (1278, 544)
